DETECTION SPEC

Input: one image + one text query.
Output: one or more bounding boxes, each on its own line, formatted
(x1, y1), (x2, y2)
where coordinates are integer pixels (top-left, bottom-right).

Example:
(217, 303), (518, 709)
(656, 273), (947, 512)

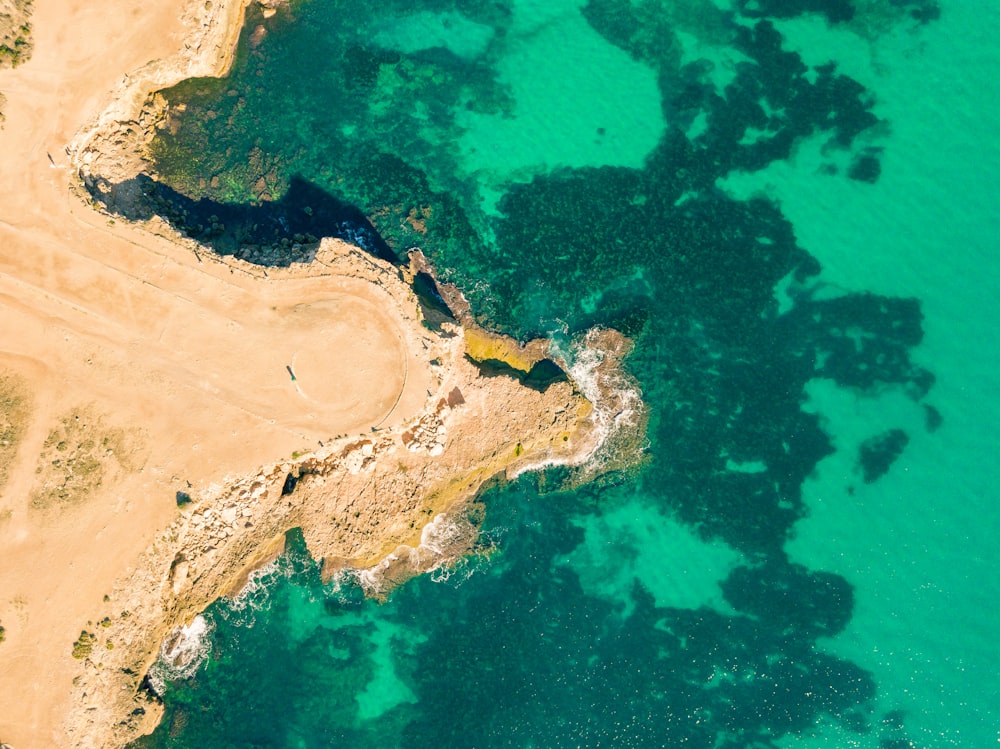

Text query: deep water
(128, 0), (1000, 747)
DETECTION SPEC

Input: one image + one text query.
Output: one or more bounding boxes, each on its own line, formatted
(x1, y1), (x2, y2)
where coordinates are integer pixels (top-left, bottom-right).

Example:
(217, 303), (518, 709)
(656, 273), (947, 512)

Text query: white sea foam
(418, 512), (466, 555)
(355, 553), (397, 597)
(323, 566), (364, 603)
(228, 558), (284, 611)
(218, 557), (292, 628)
(355, 512), (482, 596)
(420, 513), (488, 586)
(567, 332), (644, 453)
(429, 553), (483, 586)
(510, 329), (646, 480)
(146, 614), (214, 695)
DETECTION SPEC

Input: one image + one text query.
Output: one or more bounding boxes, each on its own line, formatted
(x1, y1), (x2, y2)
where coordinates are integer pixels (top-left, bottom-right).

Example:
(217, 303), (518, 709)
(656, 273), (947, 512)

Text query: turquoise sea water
(124, 0), (1000, 746)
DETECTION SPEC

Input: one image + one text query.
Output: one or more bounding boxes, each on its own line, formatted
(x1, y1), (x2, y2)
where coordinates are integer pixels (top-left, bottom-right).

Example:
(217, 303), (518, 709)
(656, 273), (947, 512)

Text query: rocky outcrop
(61, 237), (644, 748)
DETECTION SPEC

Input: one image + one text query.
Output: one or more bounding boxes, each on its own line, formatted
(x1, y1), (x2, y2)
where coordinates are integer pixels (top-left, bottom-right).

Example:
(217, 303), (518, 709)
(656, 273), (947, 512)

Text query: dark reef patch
(848, 149), (884, 183)
(722, 557), (855, 637)
(923, 403), (943, 432)
(736, 0), (856, 24)
(858, 428), (910, 483)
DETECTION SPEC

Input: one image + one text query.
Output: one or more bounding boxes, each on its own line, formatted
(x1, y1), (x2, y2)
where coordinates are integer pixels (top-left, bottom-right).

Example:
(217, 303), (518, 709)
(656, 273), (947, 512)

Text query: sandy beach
(0, 1), (638, 746)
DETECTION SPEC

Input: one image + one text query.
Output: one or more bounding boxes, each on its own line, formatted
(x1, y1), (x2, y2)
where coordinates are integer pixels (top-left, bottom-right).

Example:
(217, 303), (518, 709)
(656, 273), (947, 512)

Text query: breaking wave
(146, 614), (214, 696)
(511, 327), (647, 480)
(356, 512), (482, 597)
(221, 557), (290, 627)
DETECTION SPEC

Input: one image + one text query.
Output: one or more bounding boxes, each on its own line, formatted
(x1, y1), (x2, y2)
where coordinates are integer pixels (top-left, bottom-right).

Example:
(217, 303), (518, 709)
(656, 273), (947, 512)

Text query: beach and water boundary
(1, 0), (642, 745)
(1, 0), (998, 746)
(127, 0), (998, 747)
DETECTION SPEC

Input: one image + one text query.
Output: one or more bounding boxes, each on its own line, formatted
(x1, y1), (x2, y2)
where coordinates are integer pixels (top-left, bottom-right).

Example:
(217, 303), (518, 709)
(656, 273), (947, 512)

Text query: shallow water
(131, 0), (1000, 746)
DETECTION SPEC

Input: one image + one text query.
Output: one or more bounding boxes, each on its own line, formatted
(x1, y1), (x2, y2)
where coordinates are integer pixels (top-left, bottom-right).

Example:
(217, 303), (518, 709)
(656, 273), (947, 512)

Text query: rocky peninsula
(0, 0), (643, 746)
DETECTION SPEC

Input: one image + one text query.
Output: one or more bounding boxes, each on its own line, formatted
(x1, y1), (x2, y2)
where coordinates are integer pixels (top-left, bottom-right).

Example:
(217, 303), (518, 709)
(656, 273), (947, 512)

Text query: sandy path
(0, 1), (436, 744)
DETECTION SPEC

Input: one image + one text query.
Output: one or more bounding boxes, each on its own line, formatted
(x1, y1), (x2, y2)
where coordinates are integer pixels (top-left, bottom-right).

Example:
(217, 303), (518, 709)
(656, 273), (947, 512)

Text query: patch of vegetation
(0, 371), (31, 492)
(30, 407), (137, 510)
(72, 630), (96, 659)
(0, 0), (34, 69)
(0, 622), (6, 643)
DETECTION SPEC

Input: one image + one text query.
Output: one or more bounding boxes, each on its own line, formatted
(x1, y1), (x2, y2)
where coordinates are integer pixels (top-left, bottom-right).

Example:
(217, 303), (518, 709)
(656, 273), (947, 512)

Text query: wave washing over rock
(512, 327), (648, 482)
(355, 511), (481, 597)
(144, 615), (214, 696)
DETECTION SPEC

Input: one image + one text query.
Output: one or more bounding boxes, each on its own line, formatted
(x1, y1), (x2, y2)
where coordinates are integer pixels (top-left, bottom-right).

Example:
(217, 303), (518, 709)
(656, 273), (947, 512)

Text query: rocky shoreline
(69, 0), (256, 185)
(53, 1), (646, 746)
(61, 239), (643, 749)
